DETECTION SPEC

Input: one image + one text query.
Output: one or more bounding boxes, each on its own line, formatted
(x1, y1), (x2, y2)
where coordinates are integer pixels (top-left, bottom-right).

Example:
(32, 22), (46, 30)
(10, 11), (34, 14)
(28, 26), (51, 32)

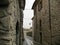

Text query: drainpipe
(49, 0), (52, 45)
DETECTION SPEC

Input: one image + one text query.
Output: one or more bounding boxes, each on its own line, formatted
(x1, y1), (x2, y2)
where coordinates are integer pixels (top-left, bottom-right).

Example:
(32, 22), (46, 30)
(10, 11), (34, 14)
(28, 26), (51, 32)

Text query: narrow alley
(23, 28), (33, 45)
(23, 36), (33, 45)
(0, 0), (60, 45)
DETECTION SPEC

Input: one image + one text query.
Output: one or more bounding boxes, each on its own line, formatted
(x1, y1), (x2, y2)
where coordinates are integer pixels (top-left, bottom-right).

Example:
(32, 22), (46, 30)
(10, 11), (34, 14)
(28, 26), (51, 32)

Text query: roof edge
(32, 0), (39, 9)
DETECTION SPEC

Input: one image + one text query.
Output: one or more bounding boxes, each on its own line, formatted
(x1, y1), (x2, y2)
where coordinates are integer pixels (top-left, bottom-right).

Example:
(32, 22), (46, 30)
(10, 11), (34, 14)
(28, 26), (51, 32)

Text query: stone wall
(33, 0), (51, 45)
(50, 0), (60, 45)
(32, 0), (60, 45)
(0, 0), (20, 45)
(40, 0), (51, 45)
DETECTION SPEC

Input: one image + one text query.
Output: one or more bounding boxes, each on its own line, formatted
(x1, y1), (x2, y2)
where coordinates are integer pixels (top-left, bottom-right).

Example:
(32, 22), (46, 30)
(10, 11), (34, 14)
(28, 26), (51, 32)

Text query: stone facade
(32, 0), (60, 45)
(0, 0), (25, 45)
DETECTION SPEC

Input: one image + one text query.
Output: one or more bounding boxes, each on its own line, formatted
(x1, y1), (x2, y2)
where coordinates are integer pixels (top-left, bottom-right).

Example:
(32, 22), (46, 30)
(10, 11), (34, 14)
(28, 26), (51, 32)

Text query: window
(39, 20), (42, 31)
(39, 20), (42, 44)
(38, 0), (42, 11)
(34, 7), (37, 15)
(16, 21), (19, 45)
(40, 32), (42, 44)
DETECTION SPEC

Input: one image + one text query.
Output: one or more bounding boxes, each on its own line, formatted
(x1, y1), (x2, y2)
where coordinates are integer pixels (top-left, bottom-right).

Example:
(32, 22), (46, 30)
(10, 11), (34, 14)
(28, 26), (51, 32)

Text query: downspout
(48, 0), (52, 45)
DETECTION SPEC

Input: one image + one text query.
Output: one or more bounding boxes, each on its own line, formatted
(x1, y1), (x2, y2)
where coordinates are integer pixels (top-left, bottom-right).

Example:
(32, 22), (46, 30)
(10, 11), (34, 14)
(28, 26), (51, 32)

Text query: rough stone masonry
(0, 0), (25, 45)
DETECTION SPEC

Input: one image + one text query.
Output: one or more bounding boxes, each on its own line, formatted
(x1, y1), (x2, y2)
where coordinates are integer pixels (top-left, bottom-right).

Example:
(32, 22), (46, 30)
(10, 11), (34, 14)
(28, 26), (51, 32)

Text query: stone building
(0, 0), (25, 45)
(32, 0), (60, 45)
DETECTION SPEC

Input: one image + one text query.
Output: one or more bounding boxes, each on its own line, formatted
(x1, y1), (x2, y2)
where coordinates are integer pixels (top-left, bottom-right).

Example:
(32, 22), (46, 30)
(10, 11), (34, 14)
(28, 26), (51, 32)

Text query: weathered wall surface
(50, 0), (60, 45)
(32, 0), (60, 45)
(0, 0), (20, 45)
(40, 0), (51, 45)
(33, 0), (51, 45)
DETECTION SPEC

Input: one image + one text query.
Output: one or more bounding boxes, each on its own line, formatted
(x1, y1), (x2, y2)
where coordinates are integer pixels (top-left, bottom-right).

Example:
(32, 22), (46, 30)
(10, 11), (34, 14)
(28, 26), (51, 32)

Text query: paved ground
(23, 36), (33, 45)
(23, 40), (28, 45)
